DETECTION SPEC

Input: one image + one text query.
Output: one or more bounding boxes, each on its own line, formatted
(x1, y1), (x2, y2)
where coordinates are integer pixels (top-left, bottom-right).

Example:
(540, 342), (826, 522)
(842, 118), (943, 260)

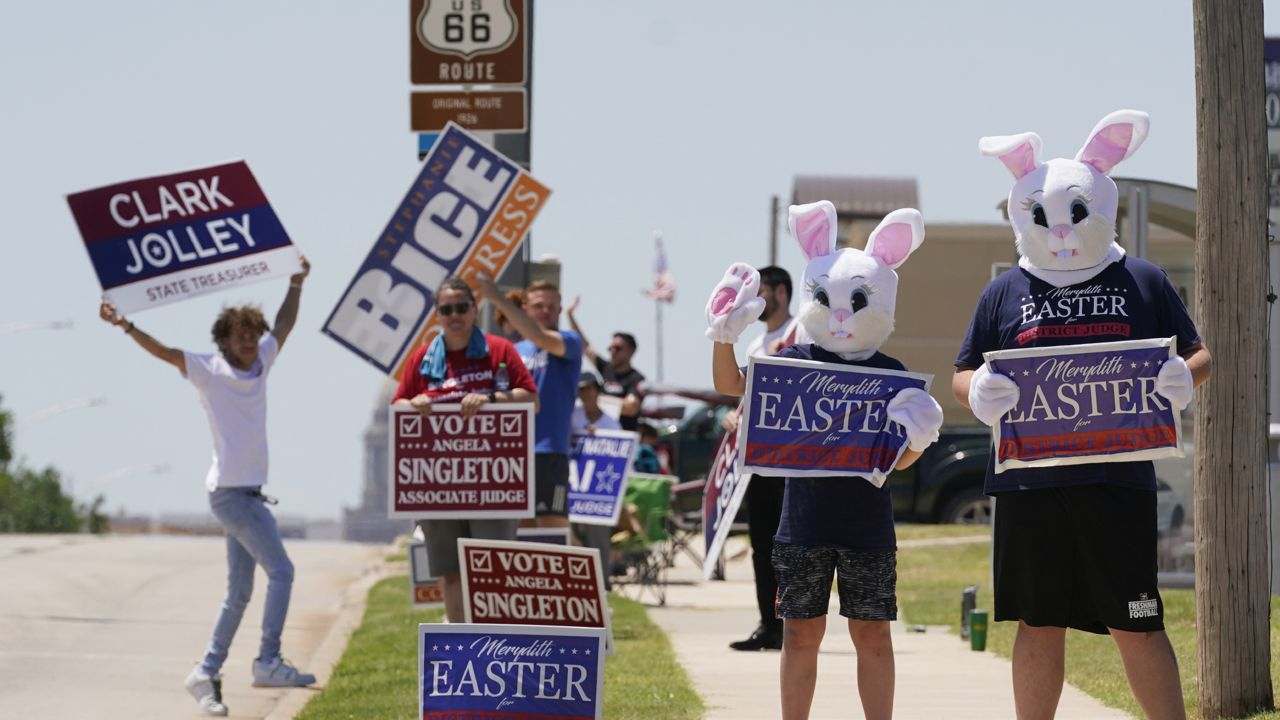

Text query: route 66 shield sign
(417, 0), (518, 60)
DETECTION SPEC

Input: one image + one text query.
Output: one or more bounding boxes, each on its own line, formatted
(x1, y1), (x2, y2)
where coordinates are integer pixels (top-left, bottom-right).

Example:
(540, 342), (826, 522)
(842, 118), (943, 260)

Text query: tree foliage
(0, 393), (109, 534)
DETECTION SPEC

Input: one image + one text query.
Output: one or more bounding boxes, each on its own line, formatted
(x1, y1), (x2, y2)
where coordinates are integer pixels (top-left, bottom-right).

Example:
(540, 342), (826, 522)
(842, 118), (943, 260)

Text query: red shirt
(393, 334), (536, 403)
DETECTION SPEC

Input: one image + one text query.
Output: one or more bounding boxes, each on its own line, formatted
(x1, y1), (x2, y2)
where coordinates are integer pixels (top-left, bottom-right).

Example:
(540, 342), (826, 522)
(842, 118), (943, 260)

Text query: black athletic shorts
(771, 542), (897, 621)
(994, 483), (1163, 635)
(533, 453), (569, 517)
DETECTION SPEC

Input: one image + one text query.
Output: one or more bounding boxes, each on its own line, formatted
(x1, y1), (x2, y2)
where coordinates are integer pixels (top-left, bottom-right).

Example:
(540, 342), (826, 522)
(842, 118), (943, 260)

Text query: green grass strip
(297, 575), (703, 720)
(897, 540), (1280, 719)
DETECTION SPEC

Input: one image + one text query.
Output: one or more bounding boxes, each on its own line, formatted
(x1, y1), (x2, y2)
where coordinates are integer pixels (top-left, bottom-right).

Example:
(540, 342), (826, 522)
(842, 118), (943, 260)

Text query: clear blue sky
(1, 1), (1273, 520)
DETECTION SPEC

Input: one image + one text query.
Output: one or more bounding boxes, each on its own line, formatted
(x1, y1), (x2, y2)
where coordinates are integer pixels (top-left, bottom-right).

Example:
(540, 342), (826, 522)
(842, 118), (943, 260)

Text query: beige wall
(843, 222), (1016, 425)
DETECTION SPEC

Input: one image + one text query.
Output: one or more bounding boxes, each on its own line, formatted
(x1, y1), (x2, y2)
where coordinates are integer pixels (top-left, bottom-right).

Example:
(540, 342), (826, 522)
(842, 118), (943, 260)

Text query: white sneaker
(184, 666), (229, 717)
(252, 656), (316, 687)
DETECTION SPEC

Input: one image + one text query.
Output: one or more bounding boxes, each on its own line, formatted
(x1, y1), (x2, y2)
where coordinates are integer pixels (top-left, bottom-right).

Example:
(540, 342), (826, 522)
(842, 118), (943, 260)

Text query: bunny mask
(791, 201), (925, 356)
(980, 110), (1149, 286)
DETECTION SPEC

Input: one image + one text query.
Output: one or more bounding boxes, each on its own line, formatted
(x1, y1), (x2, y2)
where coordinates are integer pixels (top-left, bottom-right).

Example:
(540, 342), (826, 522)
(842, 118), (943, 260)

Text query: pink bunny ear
(1075, 109), (1150, 174)
(788, 201), (838, 261)
(865, 208), (924, 269)
(978, 132), (1043, 180)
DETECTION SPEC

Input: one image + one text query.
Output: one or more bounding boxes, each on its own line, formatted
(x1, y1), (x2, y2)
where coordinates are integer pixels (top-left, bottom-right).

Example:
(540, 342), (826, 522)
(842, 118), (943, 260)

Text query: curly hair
(211, 305), (270, 352)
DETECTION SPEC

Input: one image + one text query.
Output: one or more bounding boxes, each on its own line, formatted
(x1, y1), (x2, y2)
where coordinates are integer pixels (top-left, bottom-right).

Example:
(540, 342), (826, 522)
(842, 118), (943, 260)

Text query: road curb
(264, 553), (398, 720)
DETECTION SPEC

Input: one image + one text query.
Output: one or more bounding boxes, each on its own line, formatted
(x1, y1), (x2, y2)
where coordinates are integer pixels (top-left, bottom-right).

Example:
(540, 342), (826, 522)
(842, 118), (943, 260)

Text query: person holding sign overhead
(954, 111), (1211, 719)
(99, 257), (315, 717)
(477, 275), (584, 534)
(394, 276), (537, 623)
(707, 202), (943, 720)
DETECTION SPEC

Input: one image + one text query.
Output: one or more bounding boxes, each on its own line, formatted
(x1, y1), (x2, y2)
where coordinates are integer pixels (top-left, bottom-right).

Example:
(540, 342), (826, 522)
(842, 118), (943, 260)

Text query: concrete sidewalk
(644, 536), (1132, 719)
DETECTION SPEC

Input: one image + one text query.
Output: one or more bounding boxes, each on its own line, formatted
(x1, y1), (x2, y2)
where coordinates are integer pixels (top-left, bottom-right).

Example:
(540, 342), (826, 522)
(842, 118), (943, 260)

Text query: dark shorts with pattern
(771, 542), (897, 621)
(994, 484), (1163, 635)
(534, 453), (569, 517)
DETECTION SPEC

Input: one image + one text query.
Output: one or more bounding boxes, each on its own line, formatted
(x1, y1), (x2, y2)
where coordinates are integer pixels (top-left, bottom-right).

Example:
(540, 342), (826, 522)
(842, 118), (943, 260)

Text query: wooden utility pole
(1192, 1), (1273, 717)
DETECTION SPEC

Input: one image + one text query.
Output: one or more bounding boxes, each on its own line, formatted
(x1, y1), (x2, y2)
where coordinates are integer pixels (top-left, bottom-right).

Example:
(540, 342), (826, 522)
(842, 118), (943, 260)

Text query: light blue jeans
(200, 487), (295, 676)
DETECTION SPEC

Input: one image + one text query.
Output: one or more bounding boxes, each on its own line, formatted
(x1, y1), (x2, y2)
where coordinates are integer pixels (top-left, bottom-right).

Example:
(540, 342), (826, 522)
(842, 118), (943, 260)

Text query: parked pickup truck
(661, 403), (994, 525)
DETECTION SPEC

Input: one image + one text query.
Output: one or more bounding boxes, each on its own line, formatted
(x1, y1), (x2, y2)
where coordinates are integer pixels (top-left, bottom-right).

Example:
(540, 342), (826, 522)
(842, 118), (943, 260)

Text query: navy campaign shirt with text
(770, 343), (904, 551)
(955, 256), (1201, 494)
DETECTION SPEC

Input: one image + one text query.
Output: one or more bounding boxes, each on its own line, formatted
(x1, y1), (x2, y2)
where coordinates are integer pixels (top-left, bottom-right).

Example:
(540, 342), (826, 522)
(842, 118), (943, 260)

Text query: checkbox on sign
(471, 550), (492, 573)
(499, 414), (521, 437)
(568, 556), (590, 580)
(399, 414), (422, 438)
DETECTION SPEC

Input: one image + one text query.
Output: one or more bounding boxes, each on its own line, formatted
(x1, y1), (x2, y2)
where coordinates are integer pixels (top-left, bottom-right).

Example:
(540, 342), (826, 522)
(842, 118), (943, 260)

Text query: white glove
(704, 263), (765, 344)
(968, 363), (1020, 426)
(887, 388), (944, 452)
(1155, 356), (1193, 411)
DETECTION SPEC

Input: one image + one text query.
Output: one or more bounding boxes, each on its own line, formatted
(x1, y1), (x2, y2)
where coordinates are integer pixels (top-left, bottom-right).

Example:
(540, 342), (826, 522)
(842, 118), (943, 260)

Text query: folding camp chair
(611, 474), (674, 607)
(665, 479), (705, 568)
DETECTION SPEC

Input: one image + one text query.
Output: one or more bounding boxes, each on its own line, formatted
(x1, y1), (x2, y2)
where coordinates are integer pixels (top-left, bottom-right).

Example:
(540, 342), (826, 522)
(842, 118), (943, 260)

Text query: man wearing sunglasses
(393, 276), (538, 622)
(478, 275), (583, 532)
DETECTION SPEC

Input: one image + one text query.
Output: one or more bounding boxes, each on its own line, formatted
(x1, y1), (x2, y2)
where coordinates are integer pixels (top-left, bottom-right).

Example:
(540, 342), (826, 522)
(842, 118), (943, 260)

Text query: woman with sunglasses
(392, 276), (538, 622)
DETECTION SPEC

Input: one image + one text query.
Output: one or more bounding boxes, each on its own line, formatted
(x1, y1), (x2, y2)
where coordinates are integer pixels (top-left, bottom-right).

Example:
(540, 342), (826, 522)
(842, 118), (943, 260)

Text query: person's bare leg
(440, 571), (465, 622)
(1110, 628), (1186, 720)
(439, 575), (464, 623)
(847, 619), (894, 720)
(780, 617), (825, 720)
(1012, 621), (1066, 720)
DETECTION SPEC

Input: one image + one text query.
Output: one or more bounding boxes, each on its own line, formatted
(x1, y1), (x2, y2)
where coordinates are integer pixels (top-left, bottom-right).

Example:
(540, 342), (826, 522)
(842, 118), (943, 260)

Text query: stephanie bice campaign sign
(67, 162), (302, 315)
(703, 410), (748, 580)
(567, 430), (638, 526)
(389, 404), (535, 519)
(419, 624), (606, 720)
(984, 337), (1183, 473)
(738, 355), (932, 482)
(323, 122), (551, 378)
(458, 539), (613, 652)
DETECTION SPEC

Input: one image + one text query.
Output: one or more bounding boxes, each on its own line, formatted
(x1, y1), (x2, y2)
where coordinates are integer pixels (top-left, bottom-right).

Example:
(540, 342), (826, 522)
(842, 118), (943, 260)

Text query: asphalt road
(0, 534), (383, 719)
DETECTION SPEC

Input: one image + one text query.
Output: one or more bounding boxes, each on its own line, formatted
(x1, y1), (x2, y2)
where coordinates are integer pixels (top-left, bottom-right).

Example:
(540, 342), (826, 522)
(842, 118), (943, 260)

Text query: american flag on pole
(642, 231), (676, 303)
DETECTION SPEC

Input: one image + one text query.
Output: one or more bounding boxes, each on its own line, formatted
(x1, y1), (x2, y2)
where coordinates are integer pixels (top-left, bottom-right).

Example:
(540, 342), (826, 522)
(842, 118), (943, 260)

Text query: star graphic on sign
(1144, 361), (1151, 367)
(560, 648), (566, 654)
(1023, 370), (1031, 376)
(595, 466), (622, 494)
(1131, 362), (1138, 369)
(585, 649), (592, 655)
(443, 644), (451, 651)
(572, 648), (578, 655)
(786, 378), (793, 385)
(432, 645), (438, 651)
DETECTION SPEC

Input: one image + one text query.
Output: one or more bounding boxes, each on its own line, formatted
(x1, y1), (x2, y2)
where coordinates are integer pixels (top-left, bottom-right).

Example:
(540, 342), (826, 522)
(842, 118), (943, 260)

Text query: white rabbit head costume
(792, 201), (924, 355)
(979, 110), (1149, 285)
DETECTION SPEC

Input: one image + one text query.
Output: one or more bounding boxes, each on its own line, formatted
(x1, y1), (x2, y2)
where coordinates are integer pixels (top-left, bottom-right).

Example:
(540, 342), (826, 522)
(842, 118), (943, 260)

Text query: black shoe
(729, 624), (783, 651)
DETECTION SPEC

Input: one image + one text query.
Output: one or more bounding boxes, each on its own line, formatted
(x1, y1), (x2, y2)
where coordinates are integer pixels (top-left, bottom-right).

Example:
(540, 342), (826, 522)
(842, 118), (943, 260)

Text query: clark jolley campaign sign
(702, 409), (748, 580)
(67, 161), (303, 314)
(984, 337), (1183, 473)
(323, 122), (551, 379)
(738, 355), (932, 481)
(419, 623), (606, 720)
(567, 429), (638, 527)
(458, 538), (613, 653)
(389, 404), (535, 519)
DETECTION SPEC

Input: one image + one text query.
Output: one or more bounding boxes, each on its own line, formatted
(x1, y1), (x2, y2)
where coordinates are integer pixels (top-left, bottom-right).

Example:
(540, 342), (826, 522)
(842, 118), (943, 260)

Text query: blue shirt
(772, 343), (903, 551)
(955, 256), (1201, 494)
(517, 330), (584, 455)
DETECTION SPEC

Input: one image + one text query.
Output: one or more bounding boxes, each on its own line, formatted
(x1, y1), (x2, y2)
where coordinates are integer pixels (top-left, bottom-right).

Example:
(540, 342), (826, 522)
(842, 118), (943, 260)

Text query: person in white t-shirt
(726, 265), (797, 652)
(98, 256), (313, 717)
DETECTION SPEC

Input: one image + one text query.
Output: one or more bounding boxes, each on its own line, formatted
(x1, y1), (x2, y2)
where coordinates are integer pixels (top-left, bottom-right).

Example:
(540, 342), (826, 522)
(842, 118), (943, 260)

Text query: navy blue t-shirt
(517, 330), (584, 455)
(771, 343), (903, 551)
(955, 256), (1201, 494)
